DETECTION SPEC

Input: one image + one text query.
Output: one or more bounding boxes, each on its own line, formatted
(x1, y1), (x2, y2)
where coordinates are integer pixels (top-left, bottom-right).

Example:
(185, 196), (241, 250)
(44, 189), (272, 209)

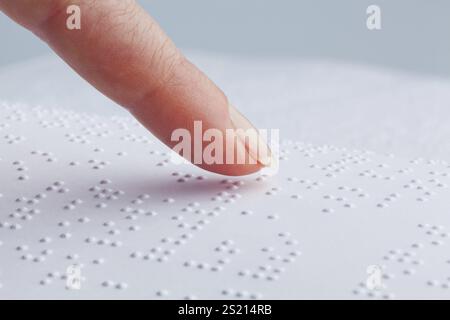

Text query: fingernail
(228, 103), (273, 167)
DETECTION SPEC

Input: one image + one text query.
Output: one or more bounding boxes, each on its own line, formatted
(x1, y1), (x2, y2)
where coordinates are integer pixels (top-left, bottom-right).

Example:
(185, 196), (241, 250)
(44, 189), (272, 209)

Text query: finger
(0, 0), (272, 176)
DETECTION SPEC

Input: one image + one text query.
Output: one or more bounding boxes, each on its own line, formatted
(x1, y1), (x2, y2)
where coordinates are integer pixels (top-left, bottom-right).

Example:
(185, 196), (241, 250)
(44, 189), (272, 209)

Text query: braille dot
(197, 263), (209, 269)
(115, 283), (128, 290)
(58, 221), (71, 227)
(266, 275), (279, 281)
(96, 203), (107, 209)
(21, 254), (33, 260)
(130, 251), (142, 259)
(33, 256), (45, 263)
(427, 280), (439, 287)
(157, 256), (168, 262)
(143, 253), (154, 260)
(39, 237), (52, 243)
(238, 270), (250, 277)
(403, 269), (415, 275)
(218, 258), (230, 265)
(92, 258), (105, 265)
(211, 266), (222, 272)
(67, 254), (79, 260)
(146, 210), (158, 217)
(48, 272), (61, 278)
(156, 290), (169, 297)
(285, 239), (298, 246)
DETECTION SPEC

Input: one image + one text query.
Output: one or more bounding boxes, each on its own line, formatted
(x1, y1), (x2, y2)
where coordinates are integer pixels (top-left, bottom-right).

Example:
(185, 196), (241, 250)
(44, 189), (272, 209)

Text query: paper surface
(1, 52), (450, 159)
(1, 103), (450, 299)
(1, 52), (450, 299)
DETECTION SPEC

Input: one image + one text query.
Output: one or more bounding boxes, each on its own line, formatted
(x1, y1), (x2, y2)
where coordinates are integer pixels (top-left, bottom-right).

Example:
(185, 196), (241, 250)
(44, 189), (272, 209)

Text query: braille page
(2, 53), (450, 159)
(1, 103), (450, 299)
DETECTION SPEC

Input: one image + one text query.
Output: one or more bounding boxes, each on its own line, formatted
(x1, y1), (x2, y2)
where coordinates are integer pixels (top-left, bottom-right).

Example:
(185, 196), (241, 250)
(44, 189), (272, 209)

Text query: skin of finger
(0, 0), (261, 176)
(0, 0), (71, 30)
(128, 58), (262, 176)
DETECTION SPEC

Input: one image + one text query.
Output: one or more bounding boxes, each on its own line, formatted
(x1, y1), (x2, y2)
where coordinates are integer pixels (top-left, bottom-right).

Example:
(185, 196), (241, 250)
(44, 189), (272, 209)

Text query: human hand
(0, 0), (272, 176)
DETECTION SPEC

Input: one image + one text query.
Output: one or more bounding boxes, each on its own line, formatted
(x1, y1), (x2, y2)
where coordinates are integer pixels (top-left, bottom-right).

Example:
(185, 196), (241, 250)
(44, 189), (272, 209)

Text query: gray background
(1, 0), (450, 77)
